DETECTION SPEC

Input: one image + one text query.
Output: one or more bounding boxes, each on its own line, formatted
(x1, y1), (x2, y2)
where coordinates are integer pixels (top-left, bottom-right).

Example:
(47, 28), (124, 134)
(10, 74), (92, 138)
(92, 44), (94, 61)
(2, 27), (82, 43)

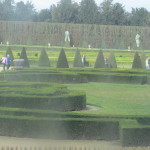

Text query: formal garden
(0, 21), (150, 148)
(0, 44), (150, 148)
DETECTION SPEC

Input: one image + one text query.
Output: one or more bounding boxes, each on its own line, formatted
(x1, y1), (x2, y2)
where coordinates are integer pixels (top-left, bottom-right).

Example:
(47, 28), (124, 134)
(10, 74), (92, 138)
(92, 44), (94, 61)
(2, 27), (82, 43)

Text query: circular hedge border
(0, 81), (86, 111)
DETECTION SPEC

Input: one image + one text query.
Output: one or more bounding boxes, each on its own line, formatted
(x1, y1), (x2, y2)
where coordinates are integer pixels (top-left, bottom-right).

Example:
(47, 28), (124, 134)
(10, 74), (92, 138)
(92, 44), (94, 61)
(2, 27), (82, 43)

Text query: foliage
(14, 1), (35, 21)
(20, 47), (30, 67)
(140, 52), (147, 69)
(94, 50), (105, 68)
(0, 0), (150, 26)
(73, 49), (83, 67)
(108, 51), (117, 68)
(56, 48), (69, 68)
(78, 0), (98, 24)
(52, 0), (79, 23)
(0, 0), (14, 20)
(130, 8), (150, 26)
(5, 46), (14, 65)
(132, 52), (142, 69)
(38, 49), (50, 67)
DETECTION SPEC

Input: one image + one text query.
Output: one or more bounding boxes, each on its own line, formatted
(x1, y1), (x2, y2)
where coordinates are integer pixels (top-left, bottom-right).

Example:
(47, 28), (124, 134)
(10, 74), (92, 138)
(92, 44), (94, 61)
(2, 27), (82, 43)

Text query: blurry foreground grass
(66, 82), (150, 117)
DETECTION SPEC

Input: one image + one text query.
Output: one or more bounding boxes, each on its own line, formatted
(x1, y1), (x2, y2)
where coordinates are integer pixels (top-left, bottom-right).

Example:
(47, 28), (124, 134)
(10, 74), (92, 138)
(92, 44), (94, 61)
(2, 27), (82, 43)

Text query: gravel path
(0, 136), (150, 150)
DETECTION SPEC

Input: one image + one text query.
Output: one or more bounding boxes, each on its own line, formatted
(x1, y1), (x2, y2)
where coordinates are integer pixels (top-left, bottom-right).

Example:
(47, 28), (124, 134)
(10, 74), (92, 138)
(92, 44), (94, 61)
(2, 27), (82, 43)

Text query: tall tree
(52, 0), (79, 23)
(14, 1), (35, 21)
(99, 0), (113, 25)
(129, 8), (149, 26)
(78, 0), (98, 24)
(40, 9), (51, 22)
(111, 3), (127, 25)
(0, 0), (14, 20)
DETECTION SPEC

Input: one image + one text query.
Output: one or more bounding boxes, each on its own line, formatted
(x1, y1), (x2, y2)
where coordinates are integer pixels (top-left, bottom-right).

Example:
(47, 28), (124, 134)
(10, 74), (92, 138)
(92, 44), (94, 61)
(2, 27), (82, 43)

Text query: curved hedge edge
(0, 91), (86, 111)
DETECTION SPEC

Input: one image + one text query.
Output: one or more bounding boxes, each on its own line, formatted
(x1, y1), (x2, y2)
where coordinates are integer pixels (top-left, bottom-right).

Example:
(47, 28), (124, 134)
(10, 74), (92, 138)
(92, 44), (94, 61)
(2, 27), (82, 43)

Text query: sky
(14, 0), (150, 12)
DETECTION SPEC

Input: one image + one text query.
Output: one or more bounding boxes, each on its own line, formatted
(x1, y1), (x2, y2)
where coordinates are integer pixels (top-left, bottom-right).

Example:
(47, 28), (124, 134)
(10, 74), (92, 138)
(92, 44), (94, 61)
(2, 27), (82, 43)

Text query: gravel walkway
(0, 136), (150, 150)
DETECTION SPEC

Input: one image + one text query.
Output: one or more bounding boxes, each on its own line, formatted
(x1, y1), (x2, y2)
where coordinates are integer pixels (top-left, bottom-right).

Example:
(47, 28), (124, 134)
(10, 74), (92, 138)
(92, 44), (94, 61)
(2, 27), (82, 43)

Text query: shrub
(0, 81), (86, 111)
(20, 47), (30, 67)
(108, 51), (117, 68)
(73, 49), (83, 67)
(132, 52), (142, 69)
(56, 48), (69, 68)
(140, 52), (146, 69)
(38, 49), (50, 67)
(5, 46), (14, 65)
(120, 119), (150, 146)
(94, 50), (105, 68)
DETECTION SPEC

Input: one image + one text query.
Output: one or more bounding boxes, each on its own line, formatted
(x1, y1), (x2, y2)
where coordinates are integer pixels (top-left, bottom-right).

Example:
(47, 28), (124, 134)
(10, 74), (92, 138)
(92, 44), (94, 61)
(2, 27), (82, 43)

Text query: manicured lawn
(66, 82), (150, 117)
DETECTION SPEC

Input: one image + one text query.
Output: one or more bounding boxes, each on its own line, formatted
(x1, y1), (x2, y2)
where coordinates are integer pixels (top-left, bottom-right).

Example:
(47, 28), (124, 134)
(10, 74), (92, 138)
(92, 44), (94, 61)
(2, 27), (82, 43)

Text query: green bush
(140, 52), (147, 69)
(108, 51), (117, 68)
(132, 52), (142, 69)
(38, 49), (50, 67)
(5, 46), (14, 65)
(120, 119), (150, 146)
(20, 47), (30, 67)
(0, 116), (119, 140)
(73, 49), (83, 67)
(0, 81), (86, 111)
(94, 50), (105, 68)
(56, 48), (69, 68)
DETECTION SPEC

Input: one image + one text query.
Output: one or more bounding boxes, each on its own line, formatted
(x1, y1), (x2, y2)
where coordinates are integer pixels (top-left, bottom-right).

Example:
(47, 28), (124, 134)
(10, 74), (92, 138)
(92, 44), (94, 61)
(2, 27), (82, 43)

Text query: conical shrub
(132, 52), (142, 69)
(56, 48), (69, 68)
(108, 52), (117, 68)
(140, 52), (146, 69)
(73, 49), (83, 67)
(38, 49), (50, 67)
(94, 50), (105, 68)
(20, 47), (30, 67)
(6, 46), (14, 65)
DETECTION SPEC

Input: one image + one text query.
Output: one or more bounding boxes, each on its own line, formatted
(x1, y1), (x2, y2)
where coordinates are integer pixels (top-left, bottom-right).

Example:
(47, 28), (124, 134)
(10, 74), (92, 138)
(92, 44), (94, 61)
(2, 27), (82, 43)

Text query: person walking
(82, 55), (86, 67)
(1, 55), (7, 71)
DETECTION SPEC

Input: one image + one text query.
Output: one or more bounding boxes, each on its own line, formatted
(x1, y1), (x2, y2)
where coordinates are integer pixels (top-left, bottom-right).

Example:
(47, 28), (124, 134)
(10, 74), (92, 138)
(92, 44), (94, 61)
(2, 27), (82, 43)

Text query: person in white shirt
(1, 55), (7, 71)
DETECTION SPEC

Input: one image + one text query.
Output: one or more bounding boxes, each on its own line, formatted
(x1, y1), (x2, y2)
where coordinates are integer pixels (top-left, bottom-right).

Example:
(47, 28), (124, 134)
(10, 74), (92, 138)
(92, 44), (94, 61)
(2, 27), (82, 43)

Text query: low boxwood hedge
(120, 119), (150, 146)
(0, 82), (86, 111)
(0, 115), (119, 140)
(0, 68), (148, 84)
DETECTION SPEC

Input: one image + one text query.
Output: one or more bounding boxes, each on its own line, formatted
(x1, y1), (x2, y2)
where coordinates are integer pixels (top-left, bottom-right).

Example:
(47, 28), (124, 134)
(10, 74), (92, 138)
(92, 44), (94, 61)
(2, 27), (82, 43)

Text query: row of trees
(6, 46), (145, 69)
(0, 0), (150, 26)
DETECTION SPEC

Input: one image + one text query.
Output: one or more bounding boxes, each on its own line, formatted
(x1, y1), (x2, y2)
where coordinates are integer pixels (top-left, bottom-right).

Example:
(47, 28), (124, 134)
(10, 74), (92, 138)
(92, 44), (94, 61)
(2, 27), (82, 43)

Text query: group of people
(1, 54), (11, 71)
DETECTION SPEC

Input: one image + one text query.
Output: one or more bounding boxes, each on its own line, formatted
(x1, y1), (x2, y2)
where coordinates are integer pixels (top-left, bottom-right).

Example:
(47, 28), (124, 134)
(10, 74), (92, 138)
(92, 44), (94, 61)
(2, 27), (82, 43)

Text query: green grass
(66, 82), (150, 117)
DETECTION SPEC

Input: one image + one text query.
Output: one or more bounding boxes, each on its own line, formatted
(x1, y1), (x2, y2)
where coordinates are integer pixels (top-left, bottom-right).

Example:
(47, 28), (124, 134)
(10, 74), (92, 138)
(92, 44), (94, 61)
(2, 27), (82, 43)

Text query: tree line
(0, 0), (150, 26)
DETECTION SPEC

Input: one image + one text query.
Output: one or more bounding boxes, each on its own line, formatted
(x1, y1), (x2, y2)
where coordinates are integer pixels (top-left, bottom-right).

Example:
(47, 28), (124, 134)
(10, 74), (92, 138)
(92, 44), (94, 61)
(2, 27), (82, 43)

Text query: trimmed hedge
(20, 47), (30, 67)
(0, 115), (119, 140)
(0, 68), (149, 84)
(38, 49), (51, 67)
(120, 119), (150, 146)
(0, 82), (86, 111)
